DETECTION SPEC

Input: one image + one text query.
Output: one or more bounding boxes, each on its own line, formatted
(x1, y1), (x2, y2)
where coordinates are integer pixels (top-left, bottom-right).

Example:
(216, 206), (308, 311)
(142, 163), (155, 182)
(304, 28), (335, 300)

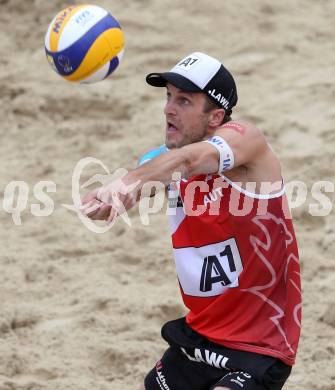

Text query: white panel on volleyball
(82, 49), (124, 83)
(81, 62), (110, 84)
(117, 49), (125, 62)
(45, 14), (58, 51)
(58, 5), (108, 51)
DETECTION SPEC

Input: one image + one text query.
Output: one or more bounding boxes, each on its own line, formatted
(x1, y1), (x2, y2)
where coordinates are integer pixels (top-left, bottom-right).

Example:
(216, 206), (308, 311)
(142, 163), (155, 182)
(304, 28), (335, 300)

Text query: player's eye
(180, 97), (190, 105)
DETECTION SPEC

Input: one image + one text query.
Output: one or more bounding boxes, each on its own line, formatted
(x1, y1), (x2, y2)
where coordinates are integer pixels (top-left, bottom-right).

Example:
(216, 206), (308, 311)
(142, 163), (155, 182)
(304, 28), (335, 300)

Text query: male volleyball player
(82, 52), (301, 390)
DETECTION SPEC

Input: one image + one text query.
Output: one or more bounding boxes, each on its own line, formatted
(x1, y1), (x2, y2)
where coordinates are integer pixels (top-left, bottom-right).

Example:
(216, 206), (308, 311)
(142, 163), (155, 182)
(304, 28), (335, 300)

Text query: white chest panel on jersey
(173, 237), (243, 297)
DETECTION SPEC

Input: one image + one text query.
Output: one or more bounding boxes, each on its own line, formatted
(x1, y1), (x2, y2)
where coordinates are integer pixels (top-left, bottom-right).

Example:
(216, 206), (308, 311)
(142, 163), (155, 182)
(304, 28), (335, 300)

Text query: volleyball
(44, 5), (125, 84)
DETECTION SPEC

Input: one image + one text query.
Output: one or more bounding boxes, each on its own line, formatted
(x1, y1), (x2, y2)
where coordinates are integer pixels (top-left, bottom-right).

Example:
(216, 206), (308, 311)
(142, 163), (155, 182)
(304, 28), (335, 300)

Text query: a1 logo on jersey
(173, 238), (243, 297)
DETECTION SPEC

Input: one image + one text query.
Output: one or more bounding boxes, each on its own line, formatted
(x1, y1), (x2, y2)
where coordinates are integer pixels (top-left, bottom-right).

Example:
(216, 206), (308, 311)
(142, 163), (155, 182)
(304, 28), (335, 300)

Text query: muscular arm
(125, 121), (267, 186)
(82, 121), (269, 221)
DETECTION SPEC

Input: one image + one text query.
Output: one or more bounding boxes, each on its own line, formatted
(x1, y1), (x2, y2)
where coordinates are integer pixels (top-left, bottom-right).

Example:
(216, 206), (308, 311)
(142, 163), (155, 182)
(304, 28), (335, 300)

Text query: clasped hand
(80, 178), (139, 224)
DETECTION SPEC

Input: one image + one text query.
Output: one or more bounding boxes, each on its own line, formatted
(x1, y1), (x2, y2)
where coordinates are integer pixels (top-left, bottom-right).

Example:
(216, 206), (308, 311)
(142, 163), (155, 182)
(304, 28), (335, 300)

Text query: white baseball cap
(146, 52), (238, 115)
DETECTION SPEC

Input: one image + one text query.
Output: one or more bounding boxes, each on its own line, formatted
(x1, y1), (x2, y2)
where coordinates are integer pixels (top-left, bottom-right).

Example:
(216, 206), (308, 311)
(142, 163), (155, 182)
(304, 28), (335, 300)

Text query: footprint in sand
(144, 302), (185, 323)
(40, 96), (131, 122)
(35, 317), (76, 332)
(278, 127), (323, 158)
(320, 303), (335, 328)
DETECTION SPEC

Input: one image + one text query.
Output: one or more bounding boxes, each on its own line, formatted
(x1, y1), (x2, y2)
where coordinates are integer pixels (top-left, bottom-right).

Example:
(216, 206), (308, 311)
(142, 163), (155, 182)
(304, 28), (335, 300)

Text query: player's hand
(81, 176), (140, 224)
(80, 187), (110, 220)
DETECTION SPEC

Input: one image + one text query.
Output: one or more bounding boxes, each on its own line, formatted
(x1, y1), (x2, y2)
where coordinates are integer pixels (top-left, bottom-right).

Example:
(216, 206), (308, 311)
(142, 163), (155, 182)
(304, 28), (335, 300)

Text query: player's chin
(165, 133), (184, 149)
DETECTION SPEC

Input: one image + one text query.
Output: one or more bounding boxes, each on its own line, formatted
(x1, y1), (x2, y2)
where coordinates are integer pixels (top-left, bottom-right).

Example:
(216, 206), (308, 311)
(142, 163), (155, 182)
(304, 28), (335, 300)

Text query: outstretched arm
(81, 121), (268, 222)
(118, 120), (267, 188)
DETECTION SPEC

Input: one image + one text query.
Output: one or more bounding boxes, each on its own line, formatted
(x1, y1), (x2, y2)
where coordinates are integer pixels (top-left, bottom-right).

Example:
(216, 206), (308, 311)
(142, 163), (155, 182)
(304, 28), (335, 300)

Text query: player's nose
(164, 98), (177, 116)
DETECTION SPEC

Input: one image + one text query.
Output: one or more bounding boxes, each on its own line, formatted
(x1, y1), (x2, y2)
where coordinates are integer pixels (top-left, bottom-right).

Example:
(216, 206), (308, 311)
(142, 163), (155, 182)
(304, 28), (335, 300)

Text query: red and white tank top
(168, 174), (302, 366)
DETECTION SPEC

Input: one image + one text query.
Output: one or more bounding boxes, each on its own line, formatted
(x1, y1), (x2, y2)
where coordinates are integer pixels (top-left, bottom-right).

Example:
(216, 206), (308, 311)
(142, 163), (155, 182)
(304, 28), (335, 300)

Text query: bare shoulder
(212, 119), (271, 168)
(220, 119), (264, 139)
(215, 119), (267, 151)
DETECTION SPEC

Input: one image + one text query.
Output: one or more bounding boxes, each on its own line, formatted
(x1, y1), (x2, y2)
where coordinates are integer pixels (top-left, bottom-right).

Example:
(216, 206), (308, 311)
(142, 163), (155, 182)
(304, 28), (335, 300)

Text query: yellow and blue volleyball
(45, 5), (125, 83)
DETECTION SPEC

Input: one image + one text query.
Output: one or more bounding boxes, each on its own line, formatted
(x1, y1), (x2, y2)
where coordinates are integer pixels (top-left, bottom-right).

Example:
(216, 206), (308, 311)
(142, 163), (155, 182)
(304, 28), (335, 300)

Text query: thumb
(81, 188), (100, 206)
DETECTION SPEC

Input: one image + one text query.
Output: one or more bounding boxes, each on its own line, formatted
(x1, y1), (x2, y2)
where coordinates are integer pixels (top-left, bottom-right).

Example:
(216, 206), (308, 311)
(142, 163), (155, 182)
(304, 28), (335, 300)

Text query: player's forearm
(125, 148), (190, 192)
(124, 143), (219, 198)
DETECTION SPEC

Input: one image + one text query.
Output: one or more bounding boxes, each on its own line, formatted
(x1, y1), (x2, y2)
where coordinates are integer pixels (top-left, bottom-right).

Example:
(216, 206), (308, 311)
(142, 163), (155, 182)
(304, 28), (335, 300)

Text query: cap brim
(146, 72), (201, 92)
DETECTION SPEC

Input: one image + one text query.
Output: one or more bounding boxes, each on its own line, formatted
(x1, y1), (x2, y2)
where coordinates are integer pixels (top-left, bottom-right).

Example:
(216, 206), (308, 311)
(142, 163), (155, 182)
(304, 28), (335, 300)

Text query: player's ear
(208, 108), (225, 128)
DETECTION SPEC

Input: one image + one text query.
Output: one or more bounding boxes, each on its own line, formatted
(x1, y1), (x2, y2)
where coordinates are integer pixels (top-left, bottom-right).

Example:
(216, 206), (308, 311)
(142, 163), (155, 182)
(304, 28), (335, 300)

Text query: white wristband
(204, 136), (235, 173)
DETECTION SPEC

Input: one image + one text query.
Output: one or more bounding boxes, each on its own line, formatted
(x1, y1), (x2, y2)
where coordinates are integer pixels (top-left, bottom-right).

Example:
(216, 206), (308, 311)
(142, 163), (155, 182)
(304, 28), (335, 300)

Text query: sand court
(0, 1), (334, 389)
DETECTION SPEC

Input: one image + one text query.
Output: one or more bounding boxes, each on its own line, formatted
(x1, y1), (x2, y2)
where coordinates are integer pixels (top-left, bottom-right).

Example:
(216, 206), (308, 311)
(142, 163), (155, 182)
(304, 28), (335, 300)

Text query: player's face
(164, 83), (212, 149)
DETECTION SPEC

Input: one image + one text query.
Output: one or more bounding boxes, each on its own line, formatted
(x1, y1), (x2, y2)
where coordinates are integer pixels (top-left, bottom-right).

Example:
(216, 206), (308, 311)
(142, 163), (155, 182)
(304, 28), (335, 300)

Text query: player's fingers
(107, 208), (117, 226)
(81, 200), (101, 215)
(96, 186), (113, 205)
(123, 194), (137, 210)
(81, 188), (100, 206)
(80, 198), (97, 211)
(90, 204), (112, 220)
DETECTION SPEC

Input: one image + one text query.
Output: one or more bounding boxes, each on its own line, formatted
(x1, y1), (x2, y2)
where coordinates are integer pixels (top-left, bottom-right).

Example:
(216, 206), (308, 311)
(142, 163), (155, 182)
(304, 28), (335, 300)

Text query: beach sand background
(0, 0), (334, 389)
